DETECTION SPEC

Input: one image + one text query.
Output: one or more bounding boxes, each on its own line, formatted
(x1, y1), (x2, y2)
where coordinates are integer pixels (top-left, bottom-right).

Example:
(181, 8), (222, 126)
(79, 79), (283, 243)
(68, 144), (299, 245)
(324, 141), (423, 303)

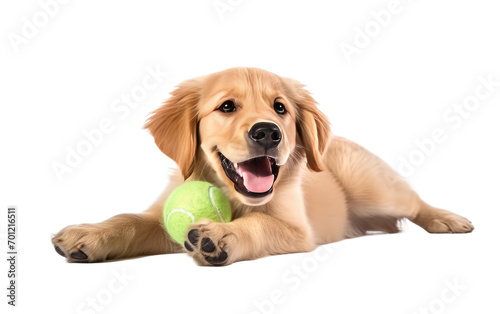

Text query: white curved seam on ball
(208, 186), (225, 223)
(166, 208), (195, 233)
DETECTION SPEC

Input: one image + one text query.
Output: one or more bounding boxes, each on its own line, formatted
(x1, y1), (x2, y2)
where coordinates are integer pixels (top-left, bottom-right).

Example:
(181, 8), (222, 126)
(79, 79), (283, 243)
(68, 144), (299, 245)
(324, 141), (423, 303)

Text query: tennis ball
(163, 181), (232, 245)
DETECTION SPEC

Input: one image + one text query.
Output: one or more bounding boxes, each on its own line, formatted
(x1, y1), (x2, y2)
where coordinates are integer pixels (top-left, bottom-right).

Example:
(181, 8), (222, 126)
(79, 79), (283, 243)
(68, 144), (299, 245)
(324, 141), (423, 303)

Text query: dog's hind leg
(324, 136), (473, 236)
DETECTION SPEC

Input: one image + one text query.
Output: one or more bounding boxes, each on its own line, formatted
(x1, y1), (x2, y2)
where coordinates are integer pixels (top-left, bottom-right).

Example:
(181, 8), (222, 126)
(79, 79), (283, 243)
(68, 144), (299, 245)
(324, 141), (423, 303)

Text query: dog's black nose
(248, 122), (282, 150)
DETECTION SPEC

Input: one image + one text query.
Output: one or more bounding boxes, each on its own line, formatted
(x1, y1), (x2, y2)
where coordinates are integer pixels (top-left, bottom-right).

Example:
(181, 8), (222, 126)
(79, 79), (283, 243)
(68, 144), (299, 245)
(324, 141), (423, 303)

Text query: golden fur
(53, 67), (473, 265)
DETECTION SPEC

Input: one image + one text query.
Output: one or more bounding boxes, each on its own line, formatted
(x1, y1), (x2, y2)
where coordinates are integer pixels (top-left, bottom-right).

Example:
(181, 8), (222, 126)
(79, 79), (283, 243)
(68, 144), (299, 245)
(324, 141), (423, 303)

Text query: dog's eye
(274, 102), (287, 115)
(219, 100), (236, 113)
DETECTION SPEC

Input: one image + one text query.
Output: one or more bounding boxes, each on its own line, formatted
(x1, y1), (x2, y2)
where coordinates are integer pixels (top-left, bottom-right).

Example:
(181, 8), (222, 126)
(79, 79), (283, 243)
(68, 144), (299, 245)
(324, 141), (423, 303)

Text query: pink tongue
(238, 158), (274, 193)
(242, 172), (274, 193)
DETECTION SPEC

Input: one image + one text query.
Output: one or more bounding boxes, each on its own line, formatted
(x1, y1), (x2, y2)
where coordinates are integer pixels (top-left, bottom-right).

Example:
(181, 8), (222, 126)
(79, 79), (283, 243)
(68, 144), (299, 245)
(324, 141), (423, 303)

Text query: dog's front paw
(52, 224), (117, 262)
(184, 219), (235, 266)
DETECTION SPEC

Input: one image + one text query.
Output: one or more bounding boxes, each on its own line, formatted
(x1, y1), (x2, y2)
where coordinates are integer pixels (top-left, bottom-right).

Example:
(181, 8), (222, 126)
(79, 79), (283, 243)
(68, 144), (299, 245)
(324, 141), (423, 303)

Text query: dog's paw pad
(201, 237), (216, 253)
(184, 241), (194, 252)
(70, 249), (88, 261)
(187, 229), (199, 246)
(205, 250), (228, 265)
(185, 220), (233, 266)
(54, 245), (65, 257)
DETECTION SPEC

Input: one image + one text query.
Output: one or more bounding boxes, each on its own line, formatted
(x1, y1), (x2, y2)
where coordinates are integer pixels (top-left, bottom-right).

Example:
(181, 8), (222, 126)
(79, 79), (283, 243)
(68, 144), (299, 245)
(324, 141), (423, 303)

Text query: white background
(1, 0), (499, 313)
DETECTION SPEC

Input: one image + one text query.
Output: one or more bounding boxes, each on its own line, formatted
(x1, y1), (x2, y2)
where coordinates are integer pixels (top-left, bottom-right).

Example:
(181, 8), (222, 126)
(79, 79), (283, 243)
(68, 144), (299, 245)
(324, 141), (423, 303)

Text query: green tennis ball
(163, 181), (232, 245)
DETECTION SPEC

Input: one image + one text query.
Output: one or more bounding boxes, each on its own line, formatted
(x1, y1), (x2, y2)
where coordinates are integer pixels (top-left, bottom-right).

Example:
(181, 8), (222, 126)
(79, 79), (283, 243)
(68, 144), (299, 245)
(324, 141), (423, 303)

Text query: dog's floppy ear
(144, 79), (201, 179)
(284, 78), (331, 172)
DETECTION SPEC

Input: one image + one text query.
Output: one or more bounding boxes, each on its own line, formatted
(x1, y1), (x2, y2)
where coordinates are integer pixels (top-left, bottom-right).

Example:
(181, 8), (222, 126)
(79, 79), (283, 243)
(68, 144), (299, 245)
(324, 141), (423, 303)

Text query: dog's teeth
(234, 162), (238, 169)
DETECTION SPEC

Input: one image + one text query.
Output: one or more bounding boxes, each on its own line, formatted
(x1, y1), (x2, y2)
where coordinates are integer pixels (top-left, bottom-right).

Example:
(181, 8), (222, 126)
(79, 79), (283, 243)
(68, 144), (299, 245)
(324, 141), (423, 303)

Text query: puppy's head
(145, 67), (330, 206)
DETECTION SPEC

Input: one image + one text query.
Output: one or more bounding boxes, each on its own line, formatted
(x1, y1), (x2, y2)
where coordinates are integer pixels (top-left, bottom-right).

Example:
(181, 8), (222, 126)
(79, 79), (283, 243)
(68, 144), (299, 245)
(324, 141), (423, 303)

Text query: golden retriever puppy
(52, 67), (473, 265)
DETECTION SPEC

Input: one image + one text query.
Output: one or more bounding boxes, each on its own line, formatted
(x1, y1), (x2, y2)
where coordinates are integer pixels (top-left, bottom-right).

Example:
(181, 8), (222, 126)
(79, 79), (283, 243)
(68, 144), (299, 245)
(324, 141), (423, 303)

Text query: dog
(52, 67), (474, 266)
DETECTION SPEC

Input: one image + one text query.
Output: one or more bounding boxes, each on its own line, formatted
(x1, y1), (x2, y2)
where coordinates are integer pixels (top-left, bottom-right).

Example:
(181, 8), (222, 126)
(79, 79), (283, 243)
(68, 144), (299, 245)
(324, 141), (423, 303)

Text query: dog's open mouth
(218, 152), (280, 197)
